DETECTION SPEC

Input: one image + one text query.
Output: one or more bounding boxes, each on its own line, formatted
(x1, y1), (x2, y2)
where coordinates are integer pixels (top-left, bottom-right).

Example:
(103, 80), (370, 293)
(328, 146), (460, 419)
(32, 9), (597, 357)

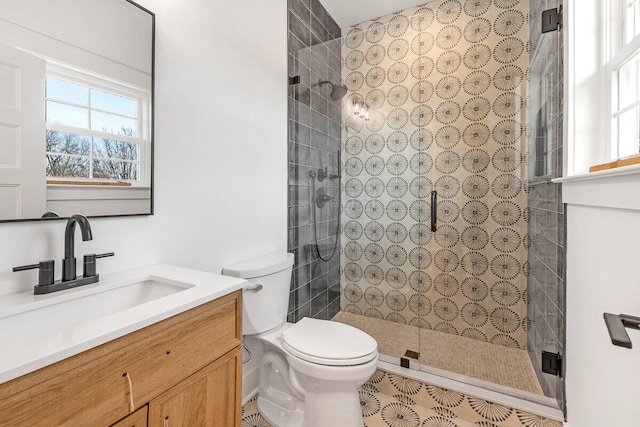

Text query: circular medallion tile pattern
(241, 371), (563, 427)
(340, 0), (529, 349)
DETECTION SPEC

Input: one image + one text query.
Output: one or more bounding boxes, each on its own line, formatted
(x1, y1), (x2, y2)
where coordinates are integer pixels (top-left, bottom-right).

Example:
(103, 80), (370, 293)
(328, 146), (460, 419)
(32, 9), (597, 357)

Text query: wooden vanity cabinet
(111, 406), (148, 427)
(148, 347), (242, 427)
(0, 290), (242, 427)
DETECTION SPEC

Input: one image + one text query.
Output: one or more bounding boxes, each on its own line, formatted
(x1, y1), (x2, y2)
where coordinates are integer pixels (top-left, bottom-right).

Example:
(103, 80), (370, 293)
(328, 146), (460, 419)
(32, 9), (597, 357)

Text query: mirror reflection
(0, 0), (154, 221)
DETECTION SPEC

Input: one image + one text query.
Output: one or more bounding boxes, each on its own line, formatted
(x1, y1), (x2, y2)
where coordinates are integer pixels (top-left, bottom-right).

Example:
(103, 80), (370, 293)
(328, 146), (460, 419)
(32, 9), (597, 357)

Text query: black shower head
(318, 80), (348, 101)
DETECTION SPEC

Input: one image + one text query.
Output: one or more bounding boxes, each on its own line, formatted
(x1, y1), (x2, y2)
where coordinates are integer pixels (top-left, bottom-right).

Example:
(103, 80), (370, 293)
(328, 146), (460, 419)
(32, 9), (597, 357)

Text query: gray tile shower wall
(527, 0), (566, 410)
(287, 0), (342, 322)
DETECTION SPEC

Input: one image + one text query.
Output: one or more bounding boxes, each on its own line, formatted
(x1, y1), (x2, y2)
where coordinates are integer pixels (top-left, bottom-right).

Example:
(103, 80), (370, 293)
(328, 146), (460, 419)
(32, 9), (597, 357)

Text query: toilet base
(298, 389), (365, 427)
(257, 396), (304, 427)
(257, 390), (365, 427)
(250, 323), (377, 427)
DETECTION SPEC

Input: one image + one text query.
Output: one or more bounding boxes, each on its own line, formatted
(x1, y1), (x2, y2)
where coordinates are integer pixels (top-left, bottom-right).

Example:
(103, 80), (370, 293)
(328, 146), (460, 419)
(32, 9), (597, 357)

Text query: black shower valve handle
(317, 167), (328, 182)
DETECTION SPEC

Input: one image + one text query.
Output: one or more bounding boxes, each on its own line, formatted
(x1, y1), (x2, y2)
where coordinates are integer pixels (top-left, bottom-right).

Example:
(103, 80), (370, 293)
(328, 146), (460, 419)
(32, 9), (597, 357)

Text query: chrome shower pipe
(308, 149), (341, 262)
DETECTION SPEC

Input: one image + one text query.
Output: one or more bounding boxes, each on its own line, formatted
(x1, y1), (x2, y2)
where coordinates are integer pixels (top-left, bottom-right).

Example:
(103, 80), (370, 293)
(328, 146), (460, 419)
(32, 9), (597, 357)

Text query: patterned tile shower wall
(340, 0), (531, 348)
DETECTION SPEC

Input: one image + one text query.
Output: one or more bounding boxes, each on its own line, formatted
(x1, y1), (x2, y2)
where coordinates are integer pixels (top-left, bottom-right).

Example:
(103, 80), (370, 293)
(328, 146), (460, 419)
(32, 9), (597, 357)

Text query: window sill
(46, 185), (151, 216)
(46, 181), (150, 189)
(553, 164), (640, 211)
(47, 179), (132, 187)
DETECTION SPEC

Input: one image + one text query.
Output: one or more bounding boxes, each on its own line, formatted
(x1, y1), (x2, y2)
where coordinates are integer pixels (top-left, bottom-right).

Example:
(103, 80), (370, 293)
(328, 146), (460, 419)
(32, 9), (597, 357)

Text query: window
(45, 66), (151, 184)
(609, 0), (640, 158)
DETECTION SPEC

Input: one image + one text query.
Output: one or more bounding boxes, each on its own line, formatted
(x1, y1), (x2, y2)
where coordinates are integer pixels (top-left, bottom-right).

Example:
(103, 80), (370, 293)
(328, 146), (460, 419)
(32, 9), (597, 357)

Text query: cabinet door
(148, 347), (241, 427)
(110, 406), (148, 427)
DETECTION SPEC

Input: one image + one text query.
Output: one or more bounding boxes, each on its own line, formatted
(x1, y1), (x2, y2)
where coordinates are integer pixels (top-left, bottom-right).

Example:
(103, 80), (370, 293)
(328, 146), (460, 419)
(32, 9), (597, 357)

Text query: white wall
(565, 0), (608, 176)
(0, 0), (288, 294)
(146, 0), (288, 273)
(0, 0), (152, 74)
(564, 1), (640, 422)
(565, 204), (640, 426)
(0, 217), (158, 296)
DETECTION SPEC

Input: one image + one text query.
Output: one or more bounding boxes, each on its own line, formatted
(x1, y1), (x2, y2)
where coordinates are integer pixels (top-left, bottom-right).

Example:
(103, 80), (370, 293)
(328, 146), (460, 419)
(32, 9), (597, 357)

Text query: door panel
(0, 42), (45, 219)
(148, 347), (241, 427)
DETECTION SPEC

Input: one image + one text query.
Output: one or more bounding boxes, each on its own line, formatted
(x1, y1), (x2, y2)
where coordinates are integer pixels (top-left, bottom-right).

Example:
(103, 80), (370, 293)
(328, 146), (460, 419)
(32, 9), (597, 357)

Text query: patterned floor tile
(242, 395), (272, 427)
(241, 370), (562, 426)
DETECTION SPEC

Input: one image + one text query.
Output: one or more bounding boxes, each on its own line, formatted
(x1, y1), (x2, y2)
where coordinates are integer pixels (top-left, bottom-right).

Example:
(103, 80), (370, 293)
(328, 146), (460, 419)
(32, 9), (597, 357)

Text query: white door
(0, 42), (45, 220)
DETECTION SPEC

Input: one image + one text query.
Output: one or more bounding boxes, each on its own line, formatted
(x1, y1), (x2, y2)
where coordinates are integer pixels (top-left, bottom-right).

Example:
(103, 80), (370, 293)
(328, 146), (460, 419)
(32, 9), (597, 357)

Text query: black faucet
(62, 214), (93, 282)
(13, 214), (114, 295)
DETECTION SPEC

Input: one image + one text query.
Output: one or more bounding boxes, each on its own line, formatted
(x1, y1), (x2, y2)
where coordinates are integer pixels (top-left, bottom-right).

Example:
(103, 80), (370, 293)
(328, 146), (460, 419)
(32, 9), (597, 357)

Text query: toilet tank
(222, 253), (294, 336)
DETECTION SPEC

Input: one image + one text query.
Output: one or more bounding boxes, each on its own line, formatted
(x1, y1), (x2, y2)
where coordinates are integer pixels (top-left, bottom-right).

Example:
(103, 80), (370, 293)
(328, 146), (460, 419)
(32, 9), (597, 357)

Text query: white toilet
(223, 252), (378, 427)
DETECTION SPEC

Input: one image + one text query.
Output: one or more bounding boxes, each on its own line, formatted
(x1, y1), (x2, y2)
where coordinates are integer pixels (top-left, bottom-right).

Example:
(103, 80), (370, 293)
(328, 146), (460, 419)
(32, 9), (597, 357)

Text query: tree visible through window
(45, 73), (148, 182)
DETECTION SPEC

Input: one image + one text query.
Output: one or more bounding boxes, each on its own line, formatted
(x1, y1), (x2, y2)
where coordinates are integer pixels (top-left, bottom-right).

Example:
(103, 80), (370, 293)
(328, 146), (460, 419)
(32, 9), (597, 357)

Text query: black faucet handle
(13, 260), (55, 286)
(96, 252), (115, 259)
(13, 263), (41, 272)
(83, 252), (115, 277)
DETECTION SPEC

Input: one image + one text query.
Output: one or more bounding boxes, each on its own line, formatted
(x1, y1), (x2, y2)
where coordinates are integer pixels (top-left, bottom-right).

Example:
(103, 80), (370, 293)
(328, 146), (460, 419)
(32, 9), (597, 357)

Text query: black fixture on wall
(542, 6), (562, 33)
(308, 148), (341, 262)
(541, 351), (563, 377)
(289, 75), (301, 85)
(317, 80), (348, 101)
(604, 313), (640, 348)
(12, 214), (114, 294)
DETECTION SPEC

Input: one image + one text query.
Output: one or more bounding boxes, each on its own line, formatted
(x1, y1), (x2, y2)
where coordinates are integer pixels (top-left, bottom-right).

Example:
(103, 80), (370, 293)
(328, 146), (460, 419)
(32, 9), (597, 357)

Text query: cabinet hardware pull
(431, 191), (437, 232)
(123, 372), (135, 413)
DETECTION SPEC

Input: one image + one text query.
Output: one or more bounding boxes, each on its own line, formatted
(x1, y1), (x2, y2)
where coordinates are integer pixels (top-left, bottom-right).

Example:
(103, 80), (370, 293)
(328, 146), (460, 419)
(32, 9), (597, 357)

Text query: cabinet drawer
(111, 405), (148, 427)
(0, 290), (242, 427)
(98, 292), (241, 422)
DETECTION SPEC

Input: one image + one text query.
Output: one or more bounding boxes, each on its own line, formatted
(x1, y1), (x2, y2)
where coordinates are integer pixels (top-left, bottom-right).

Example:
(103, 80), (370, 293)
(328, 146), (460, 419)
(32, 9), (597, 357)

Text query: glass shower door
(339, 21), (424, 367)
(398, 0), (531, 395)
(420, 113), (530, 393)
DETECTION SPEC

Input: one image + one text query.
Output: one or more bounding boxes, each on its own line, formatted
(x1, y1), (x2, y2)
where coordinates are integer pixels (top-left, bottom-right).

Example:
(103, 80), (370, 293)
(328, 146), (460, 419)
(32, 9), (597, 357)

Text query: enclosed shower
(288, 0), (566, 415)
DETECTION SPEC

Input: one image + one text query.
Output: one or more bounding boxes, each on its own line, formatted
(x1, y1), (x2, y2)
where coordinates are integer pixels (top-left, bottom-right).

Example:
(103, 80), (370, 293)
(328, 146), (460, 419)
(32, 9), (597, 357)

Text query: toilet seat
(281, 318), (378, 366)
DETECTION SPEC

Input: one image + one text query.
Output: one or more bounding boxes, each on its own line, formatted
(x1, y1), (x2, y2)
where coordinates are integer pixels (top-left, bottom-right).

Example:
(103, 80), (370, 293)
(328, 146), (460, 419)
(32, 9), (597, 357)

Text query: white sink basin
(0, 279), (192, 342)
(0, 264), (247, 384)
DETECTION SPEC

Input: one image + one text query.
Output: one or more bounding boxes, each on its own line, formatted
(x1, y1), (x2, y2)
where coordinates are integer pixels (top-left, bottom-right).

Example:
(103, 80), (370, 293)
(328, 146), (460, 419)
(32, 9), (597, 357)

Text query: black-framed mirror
(0, 0), (154, 222)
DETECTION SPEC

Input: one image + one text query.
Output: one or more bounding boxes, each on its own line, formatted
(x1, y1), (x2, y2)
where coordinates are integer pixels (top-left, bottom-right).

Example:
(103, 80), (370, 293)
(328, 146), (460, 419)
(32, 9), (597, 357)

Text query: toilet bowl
(223, 253), (378, 427)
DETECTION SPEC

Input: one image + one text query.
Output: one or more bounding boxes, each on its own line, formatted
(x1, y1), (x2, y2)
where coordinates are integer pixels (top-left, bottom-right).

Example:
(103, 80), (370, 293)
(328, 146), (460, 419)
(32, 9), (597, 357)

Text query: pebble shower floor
(240, 369), (562, 427)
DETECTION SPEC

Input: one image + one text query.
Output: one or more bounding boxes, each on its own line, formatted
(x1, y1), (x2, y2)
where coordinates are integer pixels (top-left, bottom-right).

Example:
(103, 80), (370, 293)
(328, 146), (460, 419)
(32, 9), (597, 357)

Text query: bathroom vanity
(0, 265), (246, 426)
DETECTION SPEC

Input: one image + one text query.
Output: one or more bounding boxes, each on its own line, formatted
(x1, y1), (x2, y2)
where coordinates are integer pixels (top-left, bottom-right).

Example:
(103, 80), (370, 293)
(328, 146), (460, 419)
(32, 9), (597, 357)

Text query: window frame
(45, 63), (152, 187)
(607, 0), (640, 159)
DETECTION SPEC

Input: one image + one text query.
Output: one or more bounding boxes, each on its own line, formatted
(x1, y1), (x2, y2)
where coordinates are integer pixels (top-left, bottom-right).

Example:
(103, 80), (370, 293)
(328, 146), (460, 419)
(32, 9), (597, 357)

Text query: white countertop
(0, 264), (247, 385)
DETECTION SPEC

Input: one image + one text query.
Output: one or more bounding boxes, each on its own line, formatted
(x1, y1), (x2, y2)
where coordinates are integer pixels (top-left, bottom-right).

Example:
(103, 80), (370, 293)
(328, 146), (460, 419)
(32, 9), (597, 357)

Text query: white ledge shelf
(553, 164), (640, 211)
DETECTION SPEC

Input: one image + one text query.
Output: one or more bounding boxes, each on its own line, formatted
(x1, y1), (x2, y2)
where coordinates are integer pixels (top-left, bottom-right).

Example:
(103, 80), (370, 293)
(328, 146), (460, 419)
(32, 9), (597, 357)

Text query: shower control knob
(317, 167), (328, 182)
(315, 188), (334, 208)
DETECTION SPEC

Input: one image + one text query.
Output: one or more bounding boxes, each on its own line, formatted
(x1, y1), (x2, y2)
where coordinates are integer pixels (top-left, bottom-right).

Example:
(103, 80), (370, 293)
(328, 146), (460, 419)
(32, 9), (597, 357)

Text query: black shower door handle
(431, 191), (437, 232)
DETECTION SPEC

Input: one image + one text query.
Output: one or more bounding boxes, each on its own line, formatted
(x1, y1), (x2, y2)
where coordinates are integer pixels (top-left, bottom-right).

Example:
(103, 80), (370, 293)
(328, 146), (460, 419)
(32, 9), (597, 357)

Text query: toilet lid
(281, 318), (377, 365)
